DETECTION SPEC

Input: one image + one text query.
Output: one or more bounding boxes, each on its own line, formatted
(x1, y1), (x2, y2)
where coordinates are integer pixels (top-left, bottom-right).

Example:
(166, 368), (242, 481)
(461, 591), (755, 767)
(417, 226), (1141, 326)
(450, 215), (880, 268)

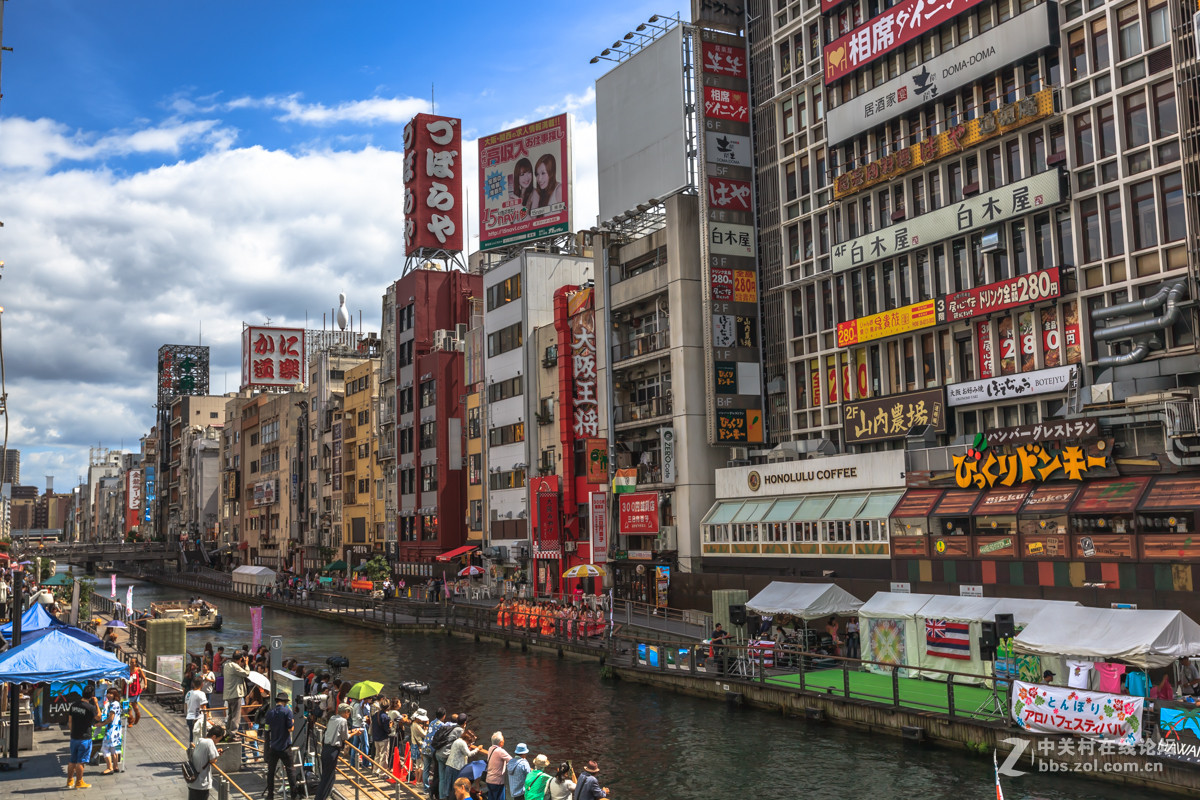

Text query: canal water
(107, 574), (1162, 800)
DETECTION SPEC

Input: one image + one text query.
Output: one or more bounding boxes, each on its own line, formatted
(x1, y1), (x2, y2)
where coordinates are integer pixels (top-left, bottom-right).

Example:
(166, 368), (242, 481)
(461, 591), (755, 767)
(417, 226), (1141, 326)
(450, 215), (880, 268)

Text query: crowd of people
(492, 598), (607, 640)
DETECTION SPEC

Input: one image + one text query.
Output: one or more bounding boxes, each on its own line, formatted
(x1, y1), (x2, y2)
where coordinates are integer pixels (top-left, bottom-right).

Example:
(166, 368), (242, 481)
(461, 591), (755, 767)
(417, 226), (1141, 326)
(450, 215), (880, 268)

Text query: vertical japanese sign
(569, 289), (599, 439)
(403, 113), (463, 254)
(589, 491), (608, 564)
(586, 438), (608, 484)
(241, 326), (306, 390)
(478, 114), (572, 250)
(144, 467), (156, 524)
(126, 469), (142, 532)
(977, 320), (994, 380)
(250, 606), (263, 653)
(697, 27), (764, 445)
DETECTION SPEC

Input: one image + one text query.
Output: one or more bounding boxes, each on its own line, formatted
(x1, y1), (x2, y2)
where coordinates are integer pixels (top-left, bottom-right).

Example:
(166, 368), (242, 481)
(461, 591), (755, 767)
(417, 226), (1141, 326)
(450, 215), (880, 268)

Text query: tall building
(165, 395), (227, 543)
(342, 358), (382, 565)
(481, 250), (593, 584)
(738, 0), (1200, 604)
(1, 449), (19, 485)
(465, 296), (486, 551)
(384, 267), (481, 576)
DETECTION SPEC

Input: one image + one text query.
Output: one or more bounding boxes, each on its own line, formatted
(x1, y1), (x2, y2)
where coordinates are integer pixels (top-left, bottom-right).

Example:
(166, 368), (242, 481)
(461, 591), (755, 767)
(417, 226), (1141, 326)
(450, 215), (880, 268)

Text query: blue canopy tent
(0, 603), (64, 639)
(0, 629), (128, 683)
(21, 624), (103, 648)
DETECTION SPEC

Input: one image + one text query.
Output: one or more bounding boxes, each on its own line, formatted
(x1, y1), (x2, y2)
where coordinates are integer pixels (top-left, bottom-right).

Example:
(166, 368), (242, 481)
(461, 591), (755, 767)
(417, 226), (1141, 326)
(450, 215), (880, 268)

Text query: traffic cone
(403, 741), (413, 783)
(389, 745), (402, 784)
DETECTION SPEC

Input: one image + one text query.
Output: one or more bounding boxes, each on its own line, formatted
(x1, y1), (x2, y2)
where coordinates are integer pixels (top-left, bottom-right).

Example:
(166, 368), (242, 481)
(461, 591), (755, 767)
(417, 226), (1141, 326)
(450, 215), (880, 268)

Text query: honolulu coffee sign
(717, 451), (905, 499)
(747, 466), (859, 490)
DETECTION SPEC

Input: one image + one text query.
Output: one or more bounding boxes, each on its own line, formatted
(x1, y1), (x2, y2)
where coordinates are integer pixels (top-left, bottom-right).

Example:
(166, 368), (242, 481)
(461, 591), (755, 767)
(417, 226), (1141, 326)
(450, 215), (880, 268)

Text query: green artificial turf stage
(766, 668), (1005, 720)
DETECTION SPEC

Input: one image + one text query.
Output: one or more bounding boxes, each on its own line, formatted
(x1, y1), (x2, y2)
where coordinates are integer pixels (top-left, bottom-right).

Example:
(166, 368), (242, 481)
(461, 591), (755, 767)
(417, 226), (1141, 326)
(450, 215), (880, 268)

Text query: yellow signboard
(837, 299), (937, 347)
(833, 88), (1056, 200)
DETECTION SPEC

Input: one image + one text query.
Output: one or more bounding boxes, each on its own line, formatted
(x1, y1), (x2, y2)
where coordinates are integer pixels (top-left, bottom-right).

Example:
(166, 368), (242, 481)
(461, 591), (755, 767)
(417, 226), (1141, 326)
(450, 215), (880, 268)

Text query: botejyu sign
(947, 365), (1075, 407)
(826, 4), (1057, 144)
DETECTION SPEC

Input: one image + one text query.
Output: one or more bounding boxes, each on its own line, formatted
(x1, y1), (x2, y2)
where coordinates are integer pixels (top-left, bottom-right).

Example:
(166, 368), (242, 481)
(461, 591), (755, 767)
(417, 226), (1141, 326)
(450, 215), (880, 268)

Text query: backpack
(430, 724), (457, 753)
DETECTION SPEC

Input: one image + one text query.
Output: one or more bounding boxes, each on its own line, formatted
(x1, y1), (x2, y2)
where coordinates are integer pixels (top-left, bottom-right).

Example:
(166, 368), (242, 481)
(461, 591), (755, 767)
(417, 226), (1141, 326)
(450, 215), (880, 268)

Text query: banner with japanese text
(241, 325), (305, 390)
(1012, 681), (1143, 746)
(479, 114), (571, 249)
(404, 113), (463, 254)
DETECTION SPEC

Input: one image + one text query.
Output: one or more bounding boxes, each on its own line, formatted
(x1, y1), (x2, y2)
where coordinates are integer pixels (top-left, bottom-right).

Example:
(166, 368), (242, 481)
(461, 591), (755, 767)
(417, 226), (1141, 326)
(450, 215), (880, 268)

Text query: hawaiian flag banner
(925, 618), (972, 660)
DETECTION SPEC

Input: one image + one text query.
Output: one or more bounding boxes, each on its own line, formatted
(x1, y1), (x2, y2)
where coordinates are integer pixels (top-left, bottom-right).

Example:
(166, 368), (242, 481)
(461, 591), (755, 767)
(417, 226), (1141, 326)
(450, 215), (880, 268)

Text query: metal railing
(612, 395), (672, 424)
(611, 329), (670, 362)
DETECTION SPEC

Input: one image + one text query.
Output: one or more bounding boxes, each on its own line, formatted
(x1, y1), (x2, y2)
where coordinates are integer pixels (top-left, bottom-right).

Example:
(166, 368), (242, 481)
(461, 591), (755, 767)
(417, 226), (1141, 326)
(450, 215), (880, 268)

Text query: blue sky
(2, 1), (676, 493)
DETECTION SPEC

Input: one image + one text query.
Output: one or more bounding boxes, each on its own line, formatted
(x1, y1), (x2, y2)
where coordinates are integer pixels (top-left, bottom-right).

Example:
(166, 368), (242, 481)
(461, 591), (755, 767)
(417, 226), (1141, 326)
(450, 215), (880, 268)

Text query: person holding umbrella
(347, 681), (382, 769)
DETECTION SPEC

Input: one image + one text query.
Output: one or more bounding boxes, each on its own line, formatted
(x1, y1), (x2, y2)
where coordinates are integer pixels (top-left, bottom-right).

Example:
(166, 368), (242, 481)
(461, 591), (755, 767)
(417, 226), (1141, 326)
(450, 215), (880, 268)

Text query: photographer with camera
(315, 703), (362, 800)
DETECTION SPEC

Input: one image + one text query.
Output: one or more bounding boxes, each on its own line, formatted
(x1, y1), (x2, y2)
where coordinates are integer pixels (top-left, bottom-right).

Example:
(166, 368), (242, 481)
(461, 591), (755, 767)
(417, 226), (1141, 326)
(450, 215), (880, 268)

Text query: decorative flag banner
(925, 618), (971, 660)
(1012, 681), (1144, 745)
(111, 574), (117, 598)
(126, 586), (133, 619)
(613, 468), (637, 494)
(250, 606), (263, 653)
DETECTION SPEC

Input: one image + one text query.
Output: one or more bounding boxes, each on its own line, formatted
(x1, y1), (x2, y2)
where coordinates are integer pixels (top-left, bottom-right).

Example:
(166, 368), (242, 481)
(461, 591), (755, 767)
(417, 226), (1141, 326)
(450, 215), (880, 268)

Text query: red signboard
(125, 469), (142, 532)
(590, 492), (607, 564)
(703, 86), (749, 121)
(536, 492), (561, 551)
(700, 40), (747, 78)
(618, 492), (659, 535)
(241, 326), (306, 390)
(403, 113), (463, 254)
(943, 268), (1061, 323)
(706, 176), (753, 211)
(824, 0), (988, 84)
(977, 319), (994, 379)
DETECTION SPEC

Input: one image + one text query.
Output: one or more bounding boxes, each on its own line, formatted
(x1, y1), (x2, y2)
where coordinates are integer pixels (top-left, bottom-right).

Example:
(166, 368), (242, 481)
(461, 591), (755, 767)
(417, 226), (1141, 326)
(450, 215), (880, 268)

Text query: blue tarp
(22, 624), (103, 648)
(0, 603), (64, 638)
(0, 629), (129, 683)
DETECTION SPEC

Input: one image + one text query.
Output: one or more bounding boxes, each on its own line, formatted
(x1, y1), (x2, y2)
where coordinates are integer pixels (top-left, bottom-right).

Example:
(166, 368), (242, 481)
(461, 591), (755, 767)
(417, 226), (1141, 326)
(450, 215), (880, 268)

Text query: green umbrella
(42, 574), (75, 587)
(322, 560), (348, 573)
(348, 680), (384, 700)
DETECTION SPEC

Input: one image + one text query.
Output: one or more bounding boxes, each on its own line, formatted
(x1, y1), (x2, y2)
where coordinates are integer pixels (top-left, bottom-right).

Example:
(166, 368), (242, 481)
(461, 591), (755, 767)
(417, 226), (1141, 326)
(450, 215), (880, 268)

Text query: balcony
(613, 395), (672, 425)
(377, 442), (396, 462)
(611, 329), (669, 363)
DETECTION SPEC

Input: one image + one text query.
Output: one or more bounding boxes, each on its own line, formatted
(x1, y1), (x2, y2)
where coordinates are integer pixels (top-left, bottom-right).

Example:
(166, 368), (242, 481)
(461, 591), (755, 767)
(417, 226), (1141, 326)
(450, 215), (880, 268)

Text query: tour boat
(149, 599), (223, 630)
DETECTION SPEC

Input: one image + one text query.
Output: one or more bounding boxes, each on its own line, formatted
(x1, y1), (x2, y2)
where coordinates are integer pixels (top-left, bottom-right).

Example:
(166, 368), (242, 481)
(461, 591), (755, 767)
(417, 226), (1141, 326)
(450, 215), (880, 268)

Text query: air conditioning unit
(433, 330), (450, 351)
(564, 541), (577, 553)
(482, 546), (499, 559)
(456, 323), (468, 339)
(542, 344), (558, 368)
(496, 545), (509, 561)
(515, 544), (530, 560)
(658, 525), (678, 551)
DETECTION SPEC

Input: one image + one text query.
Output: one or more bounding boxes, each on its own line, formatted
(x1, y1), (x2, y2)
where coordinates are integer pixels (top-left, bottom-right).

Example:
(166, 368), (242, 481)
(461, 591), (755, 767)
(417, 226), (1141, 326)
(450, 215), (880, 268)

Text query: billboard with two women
(478, 113), (572, 250)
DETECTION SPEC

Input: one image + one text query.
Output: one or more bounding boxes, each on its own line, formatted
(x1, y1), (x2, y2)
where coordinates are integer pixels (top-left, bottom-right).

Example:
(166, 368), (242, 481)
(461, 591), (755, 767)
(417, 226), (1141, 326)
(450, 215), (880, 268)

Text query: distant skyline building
(1, 448), (19, 485)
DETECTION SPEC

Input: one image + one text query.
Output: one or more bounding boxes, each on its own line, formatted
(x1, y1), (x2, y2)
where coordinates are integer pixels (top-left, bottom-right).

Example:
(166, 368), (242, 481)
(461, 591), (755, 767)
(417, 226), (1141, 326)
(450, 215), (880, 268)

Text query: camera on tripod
(298, 694), (327, 714)
(325, 655), (350, 680)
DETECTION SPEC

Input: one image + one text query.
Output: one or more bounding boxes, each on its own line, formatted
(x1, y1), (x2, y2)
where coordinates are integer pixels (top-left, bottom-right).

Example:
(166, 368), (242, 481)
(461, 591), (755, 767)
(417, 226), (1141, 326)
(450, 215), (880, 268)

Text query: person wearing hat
(410, 709), (429, 783)
(574, 761), (610, 800)
(506, 742), (532, 799)
(316, 703), (362, 800)
(1042, 669), (1056, 685)
(523, 754), (552, 800)
(264, 693), (299, 800)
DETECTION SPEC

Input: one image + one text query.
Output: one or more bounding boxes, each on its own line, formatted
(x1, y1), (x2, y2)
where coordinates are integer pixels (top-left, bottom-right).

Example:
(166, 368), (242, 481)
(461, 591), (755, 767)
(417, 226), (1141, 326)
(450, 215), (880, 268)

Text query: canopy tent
(22, 624), (103, 648)
(321, 560), (348, 573)
(858, 592), (938, 677)
(746, 582), (863, 619)
(0, 629), (129, 683)
(914, 595), (1016, 682)
(232, 565), (276, 591)
(1014, 606), (1200, 669)
(41, 573), (75, 587)
(1, 603), (64, 638)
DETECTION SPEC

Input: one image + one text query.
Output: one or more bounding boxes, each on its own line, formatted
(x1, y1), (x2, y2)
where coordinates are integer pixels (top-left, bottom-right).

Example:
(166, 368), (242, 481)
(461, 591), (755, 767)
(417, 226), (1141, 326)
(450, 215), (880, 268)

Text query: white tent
(1014, 606), (1200, 669)
(859, 592), (937, 677)
(232, 565), (276, 592)
(745, 581), (863, 619)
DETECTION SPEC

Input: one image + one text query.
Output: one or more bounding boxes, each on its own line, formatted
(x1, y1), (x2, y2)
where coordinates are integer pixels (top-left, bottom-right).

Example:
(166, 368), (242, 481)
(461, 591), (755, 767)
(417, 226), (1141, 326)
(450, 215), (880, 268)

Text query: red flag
(389, 746), (402, 784)
(403, 741), (412, 782)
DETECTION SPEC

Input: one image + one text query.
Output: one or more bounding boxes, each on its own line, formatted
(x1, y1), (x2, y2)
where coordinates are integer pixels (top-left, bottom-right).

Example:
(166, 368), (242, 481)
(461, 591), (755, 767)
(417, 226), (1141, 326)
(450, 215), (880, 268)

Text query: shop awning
(930, 489), (983, 516)
(890, 488), (944, 518)
(732, 499), (774, 523)
(858, 490), (904, 519)
(973, 486), (1031, 516)
(436, 545), (478, 562)
(702, 501), (743, 525)
(1020, 484), (1080, 514)
(1139, 476), (1200, 512)
(763, 498), (802, 522)
(824, 492), (868, 519)
(793, 495), (834, 520)
(1070, 477), (1152, 514)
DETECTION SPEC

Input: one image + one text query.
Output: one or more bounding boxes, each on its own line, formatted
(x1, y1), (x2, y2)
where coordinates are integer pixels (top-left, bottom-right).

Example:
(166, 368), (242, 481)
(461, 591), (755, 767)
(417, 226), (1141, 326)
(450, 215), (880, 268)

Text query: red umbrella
(458, 565), (485, 577)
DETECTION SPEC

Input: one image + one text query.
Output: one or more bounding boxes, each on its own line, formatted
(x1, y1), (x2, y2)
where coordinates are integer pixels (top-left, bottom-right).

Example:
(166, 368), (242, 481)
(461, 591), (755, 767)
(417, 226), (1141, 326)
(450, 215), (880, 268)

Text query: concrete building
(342, 358), (382, 565)
(1, 449), (19, 485)
(465, 297), (486, 551)
(385, 267), (480, 576)
(165, 395), (226, 543)
(481, 250), (593, 583)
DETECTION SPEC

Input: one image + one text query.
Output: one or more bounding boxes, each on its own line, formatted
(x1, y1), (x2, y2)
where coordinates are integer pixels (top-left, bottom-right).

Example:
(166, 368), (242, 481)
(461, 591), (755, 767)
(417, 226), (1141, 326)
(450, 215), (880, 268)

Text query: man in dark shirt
(263, 693), (298, 799)
(67, 685), (100, 789)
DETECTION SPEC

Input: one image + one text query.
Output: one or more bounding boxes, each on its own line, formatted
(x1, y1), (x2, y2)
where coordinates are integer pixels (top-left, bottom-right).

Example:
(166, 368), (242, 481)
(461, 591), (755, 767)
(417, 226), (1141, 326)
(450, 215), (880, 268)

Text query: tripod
(973, 659), (1012, 719)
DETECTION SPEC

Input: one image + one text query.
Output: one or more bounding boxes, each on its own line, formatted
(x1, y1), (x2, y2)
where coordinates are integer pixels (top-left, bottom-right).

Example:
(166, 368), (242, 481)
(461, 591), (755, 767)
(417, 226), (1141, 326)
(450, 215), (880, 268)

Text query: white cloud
(226, 93), (430, 126)
(0, 117), (232, 172)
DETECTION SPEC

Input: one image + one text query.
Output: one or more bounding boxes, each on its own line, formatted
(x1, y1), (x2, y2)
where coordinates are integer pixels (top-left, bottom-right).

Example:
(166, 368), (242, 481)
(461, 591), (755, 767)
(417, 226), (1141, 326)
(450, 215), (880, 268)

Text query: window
(1152, 82), (1177, 139)
(399, 388), (414, 414)
(487, 376), (523, 403)
(1103, 191), (1124, 257)
(420, 421), (437, 450)
(1097, 102), (1116, 159)
(487, 422), (525, 447)
(487, 322), (523, 357)
(1161, 172), (1185, 243)
(420, 380), (437, 408)
(467, 406), (481, 439)
(1079, 197), (1101, 263)
(1073, 113), (1094, 165)
(421, 514), (438, 541)
(488, 469), (526, 490)
(1068, 28), (1087, 81)
(421, 464), (438, 492)
(486, 274), (522, 311)
(1092, 18), (1110, 71)
(1147, 0), (1169, 47)
(1117, 4), (1141, 61)
(1123, 91), (1149, 148)
(468, 454), (482, 486)
(1129, 179), (1157, 250)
